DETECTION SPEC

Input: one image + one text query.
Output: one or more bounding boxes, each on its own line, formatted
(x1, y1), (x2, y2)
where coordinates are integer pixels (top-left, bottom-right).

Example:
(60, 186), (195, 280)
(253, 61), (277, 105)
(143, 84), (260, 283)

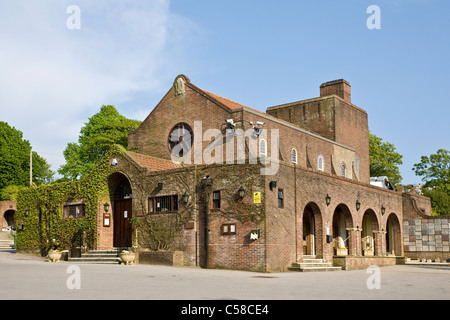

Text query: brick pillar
(374, 230), (387, 256)
(346, 227), (361, 256)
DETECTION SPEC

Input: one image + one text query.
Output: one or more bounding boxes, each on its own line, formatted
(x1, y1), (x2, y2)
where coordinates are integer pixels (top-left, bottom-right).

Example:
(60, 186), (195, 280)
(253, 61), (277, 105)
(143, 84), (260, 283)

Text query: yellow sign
(253, 192), (261, 204)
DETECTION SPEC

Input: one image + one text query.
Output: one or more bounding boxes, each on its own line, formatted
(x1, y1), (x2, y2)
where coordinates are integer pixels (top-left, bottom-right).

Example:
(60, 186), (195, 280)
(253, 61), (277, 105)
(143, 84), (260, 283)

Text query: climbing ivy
(15, 145), (126, 255)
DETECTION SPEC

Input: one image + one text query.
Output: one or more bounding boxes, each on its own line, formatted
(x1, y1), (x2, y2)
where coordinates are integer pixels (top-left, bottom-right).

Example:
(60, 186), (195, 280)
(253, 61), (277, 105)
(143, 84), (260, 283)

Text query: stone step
(289, 258), (342, 272)
(67, 249), (121, 264)
(0, 240), (15, 250)
(290, 266), (342, 272)
(68, 257), (121, 264)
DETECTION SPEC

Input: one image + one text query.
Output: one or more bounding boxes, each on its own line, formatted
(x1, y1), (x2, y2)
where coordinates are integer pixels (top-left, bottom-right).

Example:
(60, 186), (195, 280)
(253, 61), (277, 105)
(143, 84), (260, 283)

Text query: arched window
(318, 155), (324, 171)
(341, 163), (346, 177)
(259, 139), (267, 157)
(291, 148), (298, 164)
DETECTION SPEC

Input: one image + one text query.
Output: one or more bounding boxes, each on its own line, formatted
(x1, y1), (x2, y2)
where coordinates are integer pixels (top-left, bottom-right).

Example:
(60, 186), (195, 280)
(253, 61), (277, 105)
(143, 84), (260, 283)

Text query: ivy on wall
(15, 145), (125, 255)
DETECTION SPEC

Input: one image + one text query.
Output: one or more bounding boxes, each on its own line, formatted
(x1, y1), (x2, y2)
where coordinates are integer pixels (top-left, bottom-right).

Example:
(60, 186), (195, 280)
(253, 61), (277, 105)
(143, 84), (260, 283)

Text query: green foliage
(0, 121), (55, 189)
(421, 187), (450, 216)
(58, 105), (141, 180)
(369, 132), (403, 185)
(15, 145), (126, 255)
(413, 149), (450, 192)
(0, 185), (28, 201)
(413, 149), (450, 216)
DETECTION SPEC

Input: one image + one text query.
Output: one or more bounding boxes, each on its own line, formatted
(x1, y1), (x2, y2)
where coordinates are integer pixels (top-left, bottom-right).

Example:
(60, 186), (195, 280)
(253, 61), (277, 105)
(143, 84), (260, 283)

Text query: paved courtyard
(0, 250), (448, 301)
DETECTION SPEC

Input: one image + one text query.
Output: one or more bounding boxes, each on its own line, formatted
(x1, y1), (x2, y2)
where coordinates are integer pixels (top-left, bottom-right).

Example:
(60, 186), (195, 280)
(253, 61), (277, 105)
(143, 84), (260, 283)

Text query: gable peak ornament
(173, 74), (190, 96)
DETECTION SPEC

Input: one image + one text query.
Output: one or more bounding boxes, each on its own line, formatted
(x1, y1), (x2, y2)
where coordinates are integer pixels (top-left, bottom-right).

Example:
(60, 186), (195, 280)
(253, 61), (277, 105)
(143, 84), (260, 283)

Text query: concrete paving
(0, 250), (448, 300)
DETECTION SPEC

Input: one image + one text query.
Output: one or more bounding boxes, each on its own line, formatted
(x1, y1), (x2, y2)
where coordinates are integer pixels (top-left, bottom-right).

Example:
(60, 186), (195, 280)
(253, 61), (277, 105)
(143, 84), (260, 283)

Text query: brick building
(90, 74), (439, 271)
(6, 74), (444, 271)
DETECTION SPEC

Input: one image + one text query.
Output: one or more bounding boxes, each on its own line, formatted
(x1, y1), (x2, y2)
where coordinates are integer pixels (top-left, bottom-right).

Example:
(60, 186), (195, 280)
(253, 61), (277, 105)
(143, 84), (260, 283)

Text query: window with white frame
(341, 163), (346, 177)
(259, 139), (267, 157)
(318, 155), (324, 171)
(291, 148), (298, 164)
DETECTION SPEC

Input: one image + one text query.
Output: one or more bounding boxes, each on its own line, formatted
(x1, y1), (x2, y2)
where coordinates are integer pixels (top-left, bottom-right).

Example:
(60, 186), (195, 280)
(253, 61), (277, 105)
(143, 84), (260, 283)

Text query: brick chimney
(320, 79), (351, 103)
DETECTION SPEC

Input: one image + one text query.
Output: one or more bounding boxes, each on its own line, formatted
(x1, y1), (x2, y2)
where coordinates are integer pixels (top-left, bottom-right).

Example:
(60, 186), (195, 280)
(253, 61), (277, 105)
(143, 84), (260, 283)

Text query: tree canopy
(0, 121), (55, 197)
(58, 105), (141, 180)
(369, 132), (403, 185)
(413, 149), (450, 216)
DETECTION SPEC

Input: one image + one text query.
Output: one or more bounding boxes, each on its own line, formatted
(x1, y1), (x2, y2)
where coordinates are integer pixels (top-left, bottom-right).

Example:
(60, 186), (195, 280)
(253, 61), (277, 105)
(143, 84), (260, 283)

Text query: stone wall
(403, 218), (450, 261)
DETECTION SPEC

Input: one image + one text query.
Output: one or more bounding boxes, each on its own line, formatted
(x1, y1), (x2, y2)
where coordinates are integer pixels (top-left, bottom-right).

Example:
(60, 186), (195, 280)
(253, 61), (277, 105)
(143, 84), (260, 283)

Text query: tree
(0, 121), (55, 189)
(413, 149), (450, 216)
(58, 105), (141, 180)
(369, 132), (403, 185)
(413, 149), (450, 192)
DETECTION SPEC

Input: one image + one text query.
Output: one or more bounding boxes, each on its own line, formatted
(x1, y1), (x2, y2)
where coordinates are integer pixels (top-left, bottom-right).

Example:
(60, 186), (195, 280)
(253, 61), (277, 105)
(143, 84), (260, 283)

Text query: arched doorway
(361, 209), (379, 256)
(302, 203), (322, 257)
(332, 204), (353, 255)
(3, 210), (16, 230)
(109, 173), (133, 248)
(386, 213), (401, 256)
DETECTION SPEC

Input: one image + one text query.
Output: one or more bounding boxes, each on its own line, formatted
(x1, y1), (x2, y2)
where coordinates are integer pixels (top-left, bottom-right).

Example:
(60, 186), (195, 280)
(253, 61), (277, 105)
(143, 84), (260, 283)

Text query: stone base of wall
(404, 251), (450, 262)
(137, 250), (184, 266)
(333, 256), (400, 270)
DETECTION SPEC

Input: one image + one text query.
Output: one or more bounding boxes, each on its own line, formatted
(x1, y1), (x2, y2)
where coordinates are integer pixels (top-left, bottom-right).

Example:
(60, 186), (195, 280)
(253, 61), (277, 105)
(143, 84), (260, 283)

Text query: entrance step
(289, 256), (342, 272)
(67, 250), (121, 264)
(0, 239), (15, 250)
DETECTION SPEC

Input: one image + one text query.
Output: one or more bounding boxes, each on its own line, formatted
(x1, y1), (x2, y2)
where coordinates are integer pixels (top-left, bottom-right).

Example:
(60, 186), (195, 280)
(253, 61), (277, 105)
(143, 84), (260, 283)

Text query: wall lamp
(381, 205), (386, 215)
(103, 202), (110, 213)
(238, 186), (245, 199)
(356, 200), (361, 211)
(325, 194), (331, 207)
(182, 191), (190, 204)
(269, 181), (277, 191)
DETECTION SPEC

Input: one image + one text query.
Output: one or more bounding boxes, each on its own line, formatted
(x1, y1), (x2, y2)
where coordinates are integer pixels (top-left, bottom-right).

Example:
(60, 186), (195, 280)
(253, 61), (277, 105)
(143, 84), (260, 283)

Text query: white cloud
(0, 0), (195, 174)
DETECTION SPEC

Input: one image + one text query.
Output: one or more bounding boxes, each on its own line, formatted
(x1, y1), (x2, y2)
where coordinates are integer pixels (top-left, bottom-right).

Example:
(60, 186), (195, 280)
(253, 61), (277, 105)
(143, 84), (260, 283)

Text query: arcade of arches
(300, 201), (402, 260)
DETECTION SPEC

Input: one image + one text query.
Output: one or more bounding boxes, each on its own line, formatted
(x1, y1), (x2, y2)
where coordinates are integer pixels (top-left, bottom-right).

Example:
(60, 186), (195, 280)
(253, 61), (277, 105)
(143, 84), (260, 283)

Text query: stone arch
(3, 209), (16, 230)
(361, 209), (379, 256)
(386, 213), (402, 256)
(332, 204), (353, 255)
(301, 202), (323, 258)
(107, 172), (134, 248)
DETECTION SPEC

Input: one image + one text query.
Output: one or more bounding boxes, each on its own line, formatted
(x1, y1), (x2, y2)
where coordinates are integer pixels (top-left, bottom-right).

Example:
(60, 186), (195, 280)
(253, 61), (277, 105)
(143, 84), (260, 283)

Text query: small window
(221, 223), (236, 235)
(341, 163), (346, 177)
(148, 195), (178, 214)
(278, 189), (284, 208)
(63, 204), (85, 219)
(291, 148), (298, 164)
(318, 155), (324, 171)
(259, 139), (267, 157)
(212, 191), (221, 209)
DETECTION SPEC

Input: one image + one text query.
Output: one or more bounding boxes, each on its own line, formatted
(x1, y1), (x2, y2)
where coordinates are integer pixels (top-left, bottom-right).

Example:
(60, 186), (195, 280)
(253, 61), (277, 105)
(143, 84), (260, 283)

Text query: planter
(336, 248), (348, 256)
(48, 251), (62, 262)
(120, 252), (136, 265)
(364, 249), (374, 256)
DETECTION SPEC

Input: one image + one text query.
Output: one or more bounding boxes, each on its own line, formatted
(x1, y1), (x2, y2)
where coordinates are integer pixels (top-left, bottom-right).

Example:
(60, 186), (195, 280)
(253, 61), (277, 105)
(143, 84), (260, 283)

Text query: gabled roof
(125, 151), (180, 171)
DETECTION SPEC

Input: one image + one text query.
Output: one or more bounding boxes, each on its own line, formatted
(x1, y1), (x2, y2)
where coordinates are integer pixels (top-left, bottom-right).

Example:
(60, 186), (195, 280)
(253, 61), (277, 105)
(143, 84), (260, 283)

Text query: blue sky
(1, 0), (449, 184)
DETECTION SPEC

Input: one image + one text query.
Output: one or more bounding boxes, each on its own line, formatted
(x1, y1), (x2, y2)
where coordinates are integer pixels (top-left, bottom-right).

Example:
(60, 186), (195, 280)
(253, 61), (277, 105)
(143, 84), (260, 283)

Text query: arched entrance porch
(108, 172), (133, 249)
(302, 203), (323, 258)
(3, 210), (16, 230)
(386, 213), (402, 256)
(332, 204), (353, 255)
(361, 209), (379, 256)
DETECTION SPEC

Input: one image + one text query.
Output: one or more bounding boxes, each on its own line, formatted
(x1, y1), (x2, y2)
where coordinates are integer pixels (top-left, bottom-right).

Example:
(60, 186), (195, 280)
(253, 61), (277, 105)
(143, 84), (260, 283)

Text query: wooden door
(113, 199), (132, 248)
